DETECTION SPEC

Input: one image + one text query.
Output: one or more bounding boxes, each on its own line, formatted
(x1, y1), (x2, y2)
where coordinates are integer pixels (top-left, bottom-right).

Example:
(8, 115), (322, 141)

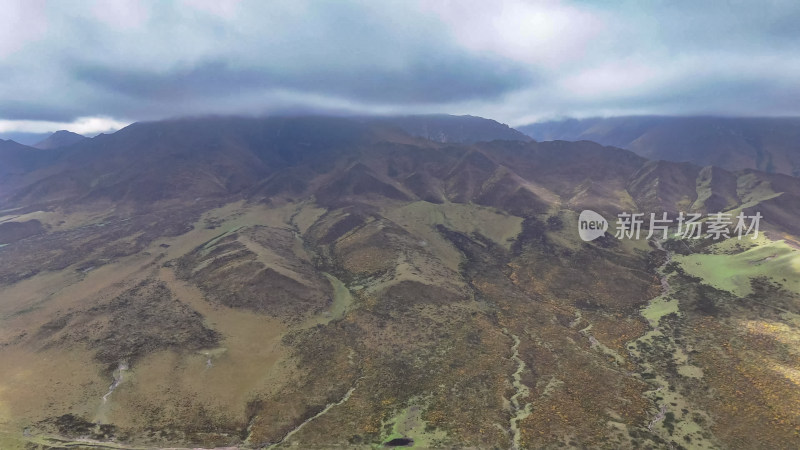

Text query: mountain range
(0, 115), (798, 449)
(520, 116), (800, 176)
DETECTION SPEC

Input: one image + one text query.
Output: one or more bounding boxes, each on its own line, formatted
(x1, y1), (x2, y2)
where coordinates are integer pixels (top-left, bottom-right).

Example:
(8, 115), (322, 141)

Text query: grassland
(624, 233), (800, 448)
(673, 235), (800, 297)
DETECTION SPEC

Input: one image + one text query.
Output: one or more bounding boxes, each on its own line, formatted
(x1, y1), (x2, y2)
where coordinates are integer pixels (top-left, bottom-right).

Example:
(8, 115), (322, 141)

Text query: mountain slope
(520, 116), (800, 176)
(0, 139), (44, 176)
(366, 114), (532, 143)
(0, 139), (58, 196)
(0, 115), (798, 449)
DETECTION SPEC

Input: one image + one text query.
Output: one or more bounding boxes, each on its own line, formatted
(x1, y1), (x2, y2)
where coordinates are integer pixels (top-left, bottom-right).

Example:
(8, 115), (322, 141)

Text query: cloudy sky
(2, 0), (799, 138)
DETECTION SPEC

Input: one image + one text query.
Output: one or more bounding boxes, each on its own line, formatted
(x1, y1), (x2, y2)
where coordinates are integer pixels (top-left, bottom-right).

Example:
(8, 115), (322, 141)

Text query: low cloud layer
(2, 0), (799, 135)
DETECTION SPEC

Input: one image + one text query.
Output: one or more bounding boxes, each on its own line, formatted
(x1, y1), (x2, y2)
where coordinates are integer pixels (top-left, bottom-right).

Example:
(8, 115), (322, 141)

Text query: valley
(0, 116), (798, 449)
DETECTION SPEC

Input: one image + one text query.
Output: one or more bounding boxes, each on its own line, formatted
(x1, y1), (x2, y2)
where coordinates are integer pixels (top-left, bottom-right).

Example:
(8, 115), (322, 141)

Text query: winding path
(94, 362), (128, 424)
(503, 328), (532, 450)
(101, 362), (128, 403)
(639, 241), (673, 434)
(264, 379), (361, 448)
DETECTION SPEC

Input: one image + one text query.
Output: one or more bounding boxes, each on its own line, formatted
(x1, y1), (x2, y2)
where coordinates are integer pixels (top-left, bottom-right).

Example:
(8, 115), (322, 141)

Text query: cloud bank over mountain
(2, 0), (799, 135)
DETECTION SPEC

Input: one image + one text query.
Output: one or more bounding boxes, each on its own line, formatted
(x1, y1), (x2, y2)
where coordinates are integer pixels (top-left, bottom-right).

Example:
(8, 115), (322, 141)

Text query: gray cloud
(74, 55), (531, 105)
(0, 100), (83, 123)
(1, 0), (799, 133)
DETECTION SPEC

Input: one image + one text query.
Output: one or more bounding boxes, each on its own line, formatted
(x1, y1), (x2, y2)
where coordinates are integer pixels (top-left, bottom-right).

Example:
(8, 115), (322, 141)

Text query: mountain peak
(366, 114), (532, 144)
(33, 130), (87, 150)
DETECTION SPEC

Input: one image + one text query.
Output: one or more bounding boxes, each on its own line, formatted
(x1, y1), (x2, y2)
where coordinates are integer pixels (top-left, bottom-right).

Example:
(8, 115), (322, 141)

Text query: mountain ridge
(3, 115), (798, 236)
(363, 113), (532, 144)
(519, 115), (800, 176)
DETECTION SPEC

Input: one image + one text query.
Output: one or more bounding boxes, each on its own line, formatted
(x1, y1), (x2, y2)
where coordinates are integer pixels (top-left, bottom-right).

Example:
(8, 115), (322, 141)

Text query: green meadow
(673, 235), (800, 297)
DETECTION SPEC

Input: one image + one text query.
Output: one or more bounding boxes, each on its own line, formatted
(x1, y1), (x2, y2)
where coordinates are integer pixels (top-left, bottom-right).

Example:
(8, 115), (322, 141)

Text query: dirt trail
(101, 362), (128, 403)
(648, 403), (667, 431)
(94, 362), (128, 424)
(266, 380), (361, 448)
(502, 328), (532, 450)
(638, 241), (674, 436)
(654, 240), (672, 294)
